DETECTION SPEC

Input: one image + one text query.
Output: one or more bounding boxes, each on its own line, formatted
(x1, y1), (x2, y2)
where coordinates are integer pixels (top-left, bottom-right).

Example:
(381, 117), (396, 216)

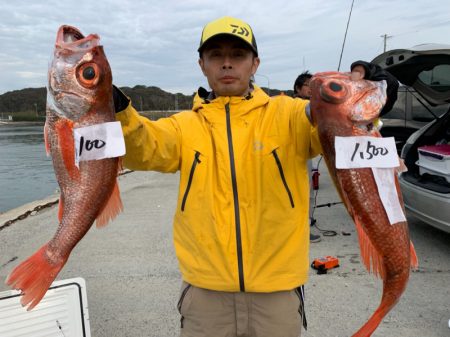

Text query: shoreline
(0, 121), (45, 126)
(0, 170), (133, 226)
(0, 194), (60, 229)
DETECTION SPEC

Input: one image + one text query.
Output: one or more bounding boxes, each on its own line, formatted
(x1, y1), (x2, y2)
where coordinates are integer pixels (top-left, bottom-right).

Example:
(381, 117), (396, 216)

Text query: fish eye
(77, 63), (100, 88)
(82, 66), (96, 80)
(329, 82), (342, 92)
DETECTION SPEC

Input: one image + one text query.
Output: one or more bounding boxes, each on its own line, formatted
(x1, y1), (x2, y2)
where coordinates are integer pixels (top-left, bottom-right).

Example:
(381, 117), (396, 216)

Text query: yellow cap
(198, 16), (258, 55)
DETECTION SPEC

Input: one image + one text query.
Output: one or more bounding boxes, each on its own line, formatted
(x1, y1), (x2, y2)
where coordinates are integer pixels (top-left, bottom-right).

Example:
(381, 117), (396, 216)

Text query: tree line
(0, 85), (292, 121)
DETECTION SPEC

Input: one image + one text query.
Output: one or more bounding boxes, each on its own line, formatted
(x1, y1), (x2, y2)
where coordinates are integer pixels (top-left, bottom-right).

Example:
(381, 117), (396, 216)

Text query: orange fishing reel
(311, 256), (340, 274)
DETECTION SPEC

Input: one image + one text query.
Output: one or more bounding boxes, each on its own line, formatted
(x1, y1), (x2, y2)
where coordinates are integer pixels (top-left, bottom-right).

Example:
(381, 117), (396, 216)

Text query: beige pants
(177, 282), (306, 337)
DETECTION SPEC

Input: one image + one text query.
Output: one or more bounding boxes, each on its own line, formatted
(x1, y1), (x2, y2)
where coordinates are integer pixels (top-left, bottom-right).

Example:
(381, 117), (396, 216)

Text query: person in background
(114, 16), (398, 337)
(293, 71), (312, 100)
(293, 71), (321, 243)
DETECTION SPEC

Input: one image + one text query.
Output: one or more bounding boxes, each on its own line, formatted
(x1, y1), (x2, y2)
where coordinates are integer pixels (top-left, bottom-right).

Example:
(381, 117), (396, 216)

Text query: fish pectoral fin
(5, 244), (67, 311)
(354, 216), (386, 279)
(55, 119), (80, 180)
(44, 122), (50, 156)
(96, 179), (123, 228)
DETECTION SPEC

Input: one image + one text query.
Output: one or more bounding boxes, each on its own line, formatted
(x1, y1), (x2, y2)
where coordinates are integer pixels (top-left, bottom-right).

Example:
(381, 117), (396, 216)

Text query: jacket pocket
(181, 151), (201, 211)
(294, 286), (307, 330)
(272, 149), (295, 208)
(177, 282), (192, 328)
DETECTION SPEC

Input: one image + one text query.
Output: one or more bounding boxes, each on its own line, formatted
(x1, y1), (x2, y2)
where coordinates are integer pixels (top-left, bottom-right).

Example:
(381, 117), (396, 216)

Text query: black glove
(351, 60), (399, 116)
(113, 85), (130, 113)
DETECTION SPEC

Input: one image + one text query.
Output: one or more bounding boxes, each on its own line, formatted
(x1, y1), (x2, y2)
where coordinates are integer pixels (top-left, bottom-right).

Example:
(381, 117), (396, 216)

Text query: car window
(418, 64), (450, 93)
(411, 98), (449, 121)
(383, 88), (406, 120)
(411, 97), (449, 122)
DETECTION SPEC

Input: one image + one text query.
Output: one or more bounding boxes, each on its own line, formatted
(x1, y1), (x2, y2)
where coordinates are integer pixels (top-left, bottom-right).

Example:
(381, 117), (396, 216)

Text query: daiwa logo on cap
(230, 24), (250, 37)
(198, 16), (258, 55)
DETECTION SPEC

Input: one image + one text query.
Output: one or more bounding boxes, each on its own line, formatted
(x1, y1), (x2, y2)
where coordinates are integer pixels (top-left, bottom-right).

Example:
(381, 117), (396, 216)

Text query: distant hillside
(0, 88), (47, 115)
(0, 85), (293, 117)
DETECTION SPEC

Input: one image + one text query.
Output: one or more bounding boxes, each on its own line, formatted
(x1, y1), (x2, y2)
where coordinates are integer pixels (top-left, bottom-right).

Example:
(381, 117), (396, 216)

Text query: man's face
(296, 80), (311, 99)
(199, 36), (260, 97)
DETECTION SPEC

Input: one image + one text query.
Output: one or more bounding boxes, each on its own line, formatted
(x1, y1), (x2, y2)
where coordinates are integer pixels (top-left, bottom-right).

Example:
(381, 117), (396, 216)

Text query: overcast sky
(1, 0), (450, 95)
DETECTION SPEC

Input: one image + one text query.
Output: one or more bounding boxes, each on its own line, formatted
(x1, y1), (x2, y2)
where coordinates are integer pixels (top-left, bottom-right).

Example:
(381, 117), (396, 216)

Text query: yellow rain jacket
(116, 85), (321, 292)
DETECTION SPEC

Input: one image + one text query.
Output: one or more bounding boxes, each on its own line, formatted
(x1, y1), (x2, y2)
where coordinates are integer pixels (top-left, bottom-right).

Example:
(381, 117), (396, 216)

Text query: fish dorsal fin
(55, 119), (80, 180)
(96, 179), (123, 228)
(354, 215), (386, 279)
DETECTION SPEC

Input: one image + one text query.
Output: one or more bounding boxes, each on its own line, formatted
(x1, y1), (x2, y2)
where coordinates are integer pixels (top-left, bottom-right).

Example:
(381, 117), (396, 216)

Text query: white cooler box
(0, 277), (91, 337)
(416, 144), (450, 183)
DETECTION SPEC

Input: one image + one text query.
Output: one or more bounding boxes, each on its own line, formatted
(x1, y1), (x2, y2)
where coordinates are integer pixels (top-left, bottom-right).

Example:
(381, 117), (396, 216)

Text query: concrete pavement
(0, 162), (449, 336)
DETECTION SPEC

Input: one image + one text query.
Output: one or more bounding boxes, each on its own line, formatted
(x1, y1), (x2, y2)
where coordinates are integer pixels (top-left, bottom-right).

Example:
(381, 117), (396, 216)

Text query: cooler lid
(0, 277), (91, 337)
(418, 144), (450, 157)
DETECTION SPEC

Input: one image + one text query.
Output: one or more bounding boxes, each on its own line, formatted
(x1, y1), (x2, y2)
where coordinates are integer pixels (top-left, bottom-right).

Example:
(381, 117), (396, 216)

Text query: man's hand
(350, 60), (399, 115)
(350, 65), (366, 81)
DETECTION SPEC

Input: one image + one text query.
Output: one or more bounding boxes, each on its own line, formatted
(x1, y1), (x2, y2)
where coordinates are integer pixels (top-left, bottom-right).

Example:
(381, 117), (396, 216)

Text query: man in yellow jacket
(114, 16), (398, 337)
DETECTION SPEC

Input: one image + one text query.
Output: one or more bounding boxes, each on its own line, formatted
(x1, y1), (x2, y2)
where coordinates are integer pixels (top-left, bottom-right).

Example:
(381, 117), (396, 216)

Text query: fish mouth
(48, 84), (84, 104)
(53, 90), (83, 100)
(55, 25), (99, 50)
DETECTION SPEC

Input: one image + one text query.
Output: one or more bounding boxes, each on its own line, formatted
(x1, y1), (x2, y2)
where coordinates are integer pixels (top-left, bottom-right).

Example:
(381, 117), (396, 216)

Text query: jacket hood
(192, 84), (270, 114)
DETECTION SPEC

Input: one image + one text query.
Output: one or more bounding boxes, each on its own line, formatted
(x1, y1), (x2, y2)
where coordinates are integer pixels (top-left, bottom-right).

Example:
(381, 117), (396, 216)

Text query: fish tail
(5, 244), (67, 310)
(353, 259), (410, 337)
(353, 275), (404, 337)
(96, 179), (123, 228)
(410, 241), (419, 270)
(352, 302), (390, 337)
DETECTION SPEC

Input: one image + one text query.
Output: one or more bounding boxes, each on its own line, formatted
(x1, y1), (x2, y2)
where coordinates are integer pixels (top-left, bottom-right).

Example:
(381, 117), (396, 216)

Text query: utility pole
(380, 34), (392, 52)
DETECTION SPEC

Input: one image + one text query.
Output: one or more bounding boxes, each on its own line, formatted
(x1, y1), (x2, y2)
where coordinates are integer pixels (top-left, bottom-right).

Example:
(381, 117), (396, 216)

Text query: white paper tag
(74, 121), (125, 167)
(335, 136), (399, 169)
(371, 167), (406, 225)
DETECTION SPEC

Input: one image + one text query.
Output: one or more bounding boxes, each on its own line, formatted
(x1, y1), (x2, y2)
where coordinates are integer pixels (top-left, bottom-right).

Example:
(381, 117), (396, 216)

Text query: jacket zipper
(272, 149), (295, 208)
(225, 103), (245, 292)
(181, 151), (201, 211)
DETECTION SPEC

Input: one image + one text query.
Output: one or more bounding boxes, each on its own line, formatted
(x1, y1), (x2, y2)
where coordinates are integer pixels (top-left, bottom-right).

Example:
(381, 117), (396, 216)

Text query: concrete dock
(0, 164), (449, 336)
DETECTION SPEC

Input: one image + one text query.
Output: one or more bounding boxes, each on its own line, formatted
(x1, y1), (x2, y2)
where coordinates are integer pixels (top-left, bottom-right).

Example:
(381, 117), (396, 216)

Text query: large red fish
(5, 25), (122, 310)
(309, 72), (418, 337)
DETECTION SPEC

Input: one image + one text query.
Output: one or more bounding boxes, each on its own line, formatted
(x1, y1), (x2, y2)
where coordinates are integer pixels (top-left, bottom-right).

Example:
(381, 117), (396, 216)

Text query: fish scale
(310, 71), (418, 337)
